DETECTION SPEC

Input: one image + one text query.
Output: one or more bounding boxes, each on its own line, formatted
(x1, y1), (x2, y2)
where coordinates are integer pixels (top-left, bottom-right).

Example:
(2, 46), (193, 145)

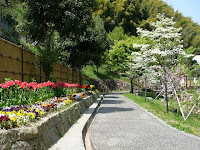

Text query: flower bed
(0, 92), (99, 150)
(0, 80), (96, 129)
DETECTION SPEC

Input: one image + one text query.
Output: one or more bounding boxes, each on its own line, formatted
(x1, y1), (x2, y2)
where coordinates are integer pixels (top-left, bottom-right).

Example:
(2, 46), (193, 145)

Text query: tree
(137, 13), (187, 112)
(127, 44), (157, 101)
(19, 0), (96, 81)
(126, 51), (145, 94)
(0, 0), (21, 43)
(57, 15), (108, 84)
(108, 36), (147, 72)
(95, 0), (200, 48)
(20, 1), (62, 80)
(94, 0), (143, 34)
(108, 26), (128, 43)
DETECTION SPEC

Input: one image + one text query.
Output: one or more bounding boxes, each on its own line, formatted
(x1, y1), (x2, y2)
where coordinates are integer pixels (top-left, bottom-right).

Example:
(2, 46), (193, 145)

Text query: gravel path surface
(90, 93), (200, 150)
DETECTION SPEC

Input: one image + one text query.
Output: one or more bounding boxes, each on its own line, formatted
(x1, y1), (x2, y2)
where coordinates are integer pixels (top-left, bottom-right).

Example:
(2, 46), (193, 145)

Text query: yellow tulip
(90, 85), (95, 88)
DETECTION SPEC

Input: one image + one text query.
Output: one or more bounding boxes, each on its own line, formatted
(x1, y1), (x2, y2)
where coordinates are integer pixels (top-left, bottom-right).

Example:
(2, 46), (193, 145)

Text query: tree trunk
(43, 63), (51, 81)
(44, 36), (52, 81)
(186, 76), (188, 89)
(130, 77), (134, 93)
(163, 66), (169, 113)
(145, 77), (147, 102)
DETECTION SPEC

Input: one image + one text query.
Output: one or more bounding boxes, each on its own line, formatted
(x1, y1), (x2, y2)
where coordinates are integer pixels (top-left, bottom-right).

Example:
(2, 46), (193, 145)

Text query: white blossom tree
(126, 52), (143, 94)
(136, 13), (188, 112)
(127, 48), (158, 101)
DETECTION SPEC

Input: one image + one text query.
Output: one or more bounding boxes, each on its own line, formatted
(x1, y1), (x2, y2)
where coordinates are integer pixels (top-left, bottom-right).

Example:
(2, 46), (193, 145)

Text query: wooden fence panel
(60, 65), (67, 83)
(0, 38), (89, 83)
(0, 39), (21, 58)
(0, 39), (22, 83)
(74, 70), (78, 83)
(82, 75), (89, 82)
(67, 68), (72, 83)
(53, 63), (60, 83)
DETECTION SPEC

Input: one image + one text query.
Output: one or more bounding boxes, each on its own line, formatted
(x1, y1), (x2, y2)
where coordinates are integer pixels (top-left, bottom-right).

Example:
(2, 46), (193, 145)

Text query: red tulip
(32, 86), (37, 90)
(20, 85), (26, 89)
(1, 84), (9, 89)
(15, 80), (22, 85)
(22, 82), (28, 86)
(52, 83), (57, 88)
(82, 85), (87, 88)
(5, 80), (15, 87)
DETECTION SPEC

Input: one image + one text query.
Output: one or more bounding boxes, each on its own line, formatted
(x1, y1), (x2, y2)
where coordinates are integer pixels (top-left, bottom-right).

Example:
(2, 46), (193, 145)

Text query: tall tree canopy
(94, 0), (200, 49)
(57, 15), (108, 83)
(136, 13), (187, 112)
(18, 0), (97, 80)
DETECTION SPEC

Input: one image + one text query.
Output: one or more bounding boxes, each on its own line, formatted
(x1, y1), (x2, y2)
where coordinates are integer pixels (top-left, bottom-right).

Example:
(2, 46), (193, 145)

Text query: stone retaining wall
(90, 79), (131, 92)
(0, 93), (99, 150)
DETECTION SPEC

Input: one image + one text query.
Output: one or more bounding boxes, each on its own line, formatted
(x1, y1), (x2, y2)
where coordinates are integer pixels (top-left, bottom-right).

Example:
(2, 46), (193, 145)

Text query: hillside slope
(94, 0), (200, 49)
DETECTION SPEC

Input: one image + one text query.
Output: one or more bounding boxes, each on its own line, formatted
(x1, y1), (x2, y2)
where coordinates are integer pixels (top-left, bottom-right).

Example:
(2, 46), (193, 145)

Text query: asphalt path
(90, 93), (200, 150)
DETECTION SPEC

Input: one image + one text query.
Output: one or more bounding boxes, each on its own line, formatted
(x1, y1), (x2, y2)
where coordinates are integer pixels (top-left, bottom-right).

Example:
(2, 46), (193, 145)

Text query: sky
(162, 0), (200, 25)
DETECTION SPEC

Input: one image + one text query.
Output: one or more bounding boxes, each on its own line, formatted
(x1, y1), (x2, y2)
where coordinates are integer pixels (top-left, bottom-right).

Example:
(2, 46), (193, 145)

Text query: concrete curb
(49, 95), (104, 150)
(88, 117), (98, 150)
(84, 94), (105, 150)
(129, 97), (200, 141)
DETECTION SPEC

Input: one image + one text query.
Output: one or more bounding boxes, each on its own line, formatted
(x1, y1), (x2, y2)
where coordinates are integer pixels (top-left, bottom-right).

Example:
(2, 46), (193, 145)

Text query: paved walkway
(90, 93), (200, 150)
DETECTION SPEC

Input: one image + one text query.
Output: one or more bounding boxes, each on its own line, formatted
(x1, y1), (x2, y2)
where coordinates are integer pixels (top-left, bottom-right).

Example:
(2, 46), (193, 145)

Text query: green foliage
(188, 64), (200, 78)
(0, 85), (54, 107)
(16, 1), (63, 80)
(49, 75), (57, 83)
(178, 47), (200, 78)
(95, 0), (200, 48)
(107, 36), (147, 72)
(58, 15), (108, 70)
(12, 2), (29, 39)
(108, 26), (128, 43)
(14, 0), (98, 81)
(185, 47), (197, 54)
(5, 78), (11, 82)
(29, 77), (36, 82)
(2, 0), (200, 84)
(37, 46), (58, 81)
(0, 0), (23, 43)
(19, 39), (39, 54)
(138, 91), (161, 99)
(82, 65), (129, 82)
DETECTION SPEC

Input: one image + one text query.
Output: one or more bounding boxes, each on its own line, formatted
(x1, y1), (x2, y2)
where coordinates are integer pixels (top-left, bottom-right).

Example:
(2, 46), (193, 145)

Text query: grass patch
(124, 93), (200, 137)
(20, 39), (39, 54)
(82, 65), (129, 82)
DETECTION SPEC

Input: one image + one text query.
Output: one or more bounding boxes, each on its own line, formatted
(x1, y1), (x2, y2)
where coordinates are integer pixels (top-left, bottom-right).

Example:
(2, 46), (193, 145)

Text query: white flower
(8, 113), (17, 118)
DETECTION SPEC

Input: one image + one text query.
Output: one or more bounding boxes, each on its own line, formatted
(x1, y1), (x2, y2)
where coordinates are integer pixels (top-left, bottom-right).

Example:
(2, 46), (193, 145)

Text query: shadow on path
(98, 107), (135, 114)
(102, 100), (124, 104)
(104, 96), (119, 99)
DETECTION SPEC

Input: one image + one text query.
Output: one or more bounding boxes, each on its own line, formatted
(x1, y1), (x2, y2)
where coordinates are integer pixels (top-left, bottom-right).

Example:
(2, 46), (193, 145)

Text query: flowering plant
(0, 80), (96, 129)
(0, 80), (90, 107)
